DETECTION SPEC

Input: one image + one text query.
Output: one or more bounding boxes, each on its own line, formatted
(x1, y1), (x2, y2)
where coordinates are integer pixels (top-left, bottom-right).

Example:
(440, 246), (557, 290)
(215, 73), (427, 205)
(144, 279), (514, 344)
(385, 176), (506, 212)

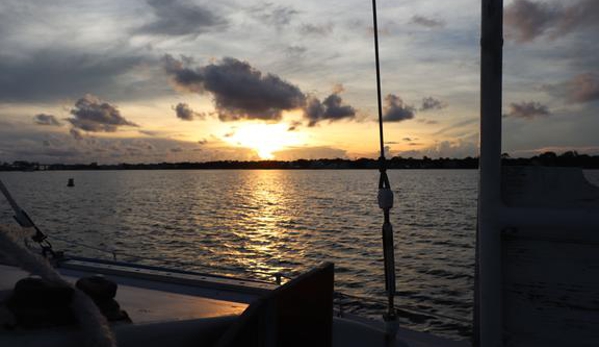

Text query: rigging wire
(371, 0), (399, 337)
(50, 233), (467, 325)
(49, 234), (468, 326)
(49, 233), (468, 326)
(48, 234), (287, 283)
(372, 0), (386, 159)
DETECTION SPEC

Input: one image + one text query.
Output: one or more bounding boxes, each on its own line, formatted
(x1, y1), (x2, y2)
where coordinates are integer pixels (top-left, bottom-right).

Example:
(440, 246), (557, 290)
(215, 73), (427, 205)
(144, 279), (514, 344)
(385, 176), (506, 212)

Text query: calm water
(8, 169), (596, 341)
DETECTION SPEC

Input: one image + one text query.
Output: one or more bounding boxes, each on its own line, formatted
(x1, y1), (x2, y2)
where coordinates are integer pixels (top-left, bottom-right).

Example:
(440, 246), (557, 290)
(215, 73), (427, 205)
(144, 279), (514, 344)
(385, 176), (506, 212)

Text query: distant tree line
(2, 151), (599, 171)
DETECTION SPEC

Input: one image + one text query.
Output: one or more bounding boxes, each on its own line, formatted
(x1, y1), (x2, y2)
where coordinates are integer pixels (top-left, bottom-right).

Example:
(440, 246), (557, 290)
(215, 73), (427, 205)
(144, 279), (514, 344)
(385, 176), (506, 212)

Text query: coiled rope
(0, 225), (116, 347)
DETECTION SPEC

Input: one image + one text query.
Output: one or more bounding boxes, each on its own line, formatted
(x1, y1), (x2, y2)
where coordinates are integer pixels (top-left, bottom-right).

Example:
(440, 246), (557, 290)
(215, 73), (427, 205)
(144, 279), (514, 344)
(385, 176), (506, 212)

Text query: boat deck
(0, 264), (250, 324)
(0, 259), (468, 347)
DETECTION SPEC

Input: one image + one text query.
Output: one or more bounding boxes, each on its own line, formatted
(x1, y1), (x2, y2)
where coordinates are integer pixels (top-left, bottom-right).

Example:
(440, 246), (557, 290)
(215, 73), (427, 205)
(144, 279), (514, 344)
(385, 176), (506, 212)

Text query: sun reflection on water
(222, 171), (305, 279)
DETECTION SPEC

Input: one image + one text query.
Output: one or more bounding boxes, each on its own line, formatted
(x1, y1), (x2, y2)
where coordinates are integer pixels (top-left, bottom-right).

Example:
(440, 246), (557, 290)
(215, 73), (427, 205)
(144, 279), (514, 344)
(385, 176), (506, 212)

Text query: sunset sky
(0, 0), (597, 163)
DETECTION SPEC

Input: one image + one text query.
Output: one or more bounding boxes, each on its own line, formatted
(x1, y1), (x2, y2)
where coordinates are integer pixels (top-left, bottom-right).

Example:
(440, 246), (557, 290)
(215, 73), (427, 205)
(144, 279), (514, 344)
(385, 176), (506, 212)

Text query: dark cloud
(69, 128), (83, 140)
(284, 45), (307, 58)
(420, 97), (447, 111)
(163, 55), (306, 122)
(505, 0), (599, 42)
(174, 102), (205, 121)
(34, 113), (62, 126)
(0, 123), (253, 164)
(287, 120), (302, 131)
(299, 23), (333, 36)
(542, 73), (599, 104)
(504, 0), (555, 42)
(304, 92), (356, 126)
(138, 130), (164, 137)
(138, 0), (226, 36)
(410, 15), (445, 28)
(505, 101), (550, 120)
(248, 3), (298, 29)
(382, 94), (415, 122)
(198, 139), (208, 145)
(67, 94), (138, 133)
(0, 49), (153, 102)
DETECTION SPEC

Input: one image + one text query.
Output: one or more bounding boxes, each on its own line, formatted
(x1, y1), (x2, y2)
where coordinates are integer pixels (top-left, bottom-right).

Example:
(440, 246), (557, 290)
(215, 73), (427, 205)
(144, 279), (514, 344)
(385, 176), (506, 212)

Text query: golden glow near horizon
(1, 0), (596, 164)
(223, 123), (305, 159)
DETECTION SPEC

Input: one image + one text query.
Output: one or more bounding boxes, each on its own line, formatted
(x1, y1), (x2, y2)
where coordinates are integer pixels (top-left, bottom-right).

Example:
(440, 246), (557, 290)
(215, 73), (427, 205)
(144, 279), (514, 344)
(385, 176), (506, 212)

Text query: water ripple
(0, 169), (491, 341)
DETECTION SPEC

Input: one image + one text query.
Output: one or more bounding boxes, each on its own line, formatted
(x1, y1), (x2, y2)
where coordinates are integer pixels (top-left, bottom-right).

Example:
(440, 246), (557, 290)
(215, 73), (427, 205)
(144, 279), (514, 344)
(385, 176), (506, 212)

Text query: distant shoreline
(3, 151), (599, 171)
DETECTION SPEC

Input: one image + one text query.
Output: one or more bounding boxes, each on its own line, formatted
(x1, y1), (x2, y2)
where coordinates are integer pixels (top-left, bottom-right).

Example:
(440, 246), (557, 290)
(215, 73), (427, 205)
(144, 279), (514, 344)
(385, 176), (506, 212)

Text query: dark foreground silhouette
(2, 151), (599, 171)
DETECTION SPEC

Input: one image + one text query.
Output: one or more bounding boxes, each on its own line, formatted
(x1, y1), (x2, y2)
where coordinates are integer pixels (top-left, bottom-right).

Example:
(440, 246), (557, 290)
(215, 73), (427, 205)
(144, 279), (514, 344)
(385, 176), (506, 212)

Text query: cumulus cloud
(67, 94), (138, 133)
(163, 55), (306, 122)
(174, 102), (205, 121)
(304, 92), (356, 126)
(34, 113), (62, 126)
(505, 101), (550, 119)
(163, 55), (360, 126)
(505, 0), (599, 42)
(138, 0), (226, 36)
(420, 96), (447, 111)
(543, 72), (599, 104)
(382, 94), (415, 122)
(410, 15), (445, 28)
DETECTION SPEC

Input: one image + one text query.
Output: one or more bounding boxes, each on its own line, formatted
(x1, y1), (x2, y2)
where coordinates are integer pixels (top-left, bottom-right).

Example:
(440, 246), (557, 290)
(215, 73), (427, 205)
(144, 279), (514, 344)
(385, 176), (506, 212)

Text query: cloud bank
(163, 55), (357, 126)
(163, 55), (306, 122)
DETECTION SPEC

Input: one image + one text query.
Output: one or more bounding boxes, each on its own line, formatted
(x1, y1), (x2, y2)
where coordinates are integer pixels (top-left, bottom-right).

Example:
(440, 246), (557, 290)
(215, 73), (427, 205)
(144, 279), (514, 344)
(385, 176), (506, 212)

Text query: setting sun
(224, 123), (304, 159)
